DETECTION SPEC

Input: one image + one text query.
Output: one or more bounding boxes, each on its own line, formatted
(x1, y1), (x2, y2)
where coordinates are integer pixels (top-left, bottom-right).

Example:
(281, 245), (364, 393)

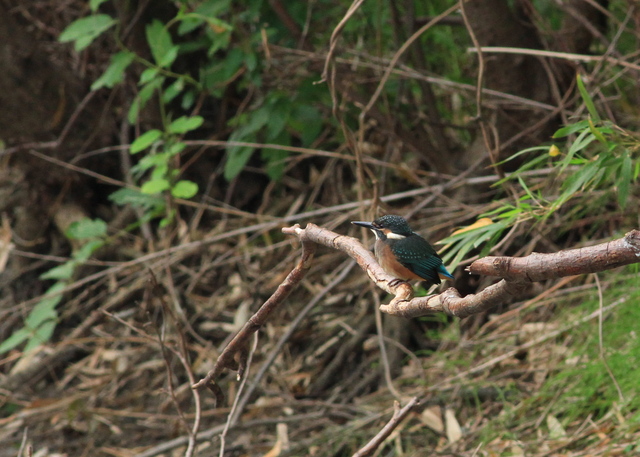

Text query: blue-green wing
(396, 237), (451, 283)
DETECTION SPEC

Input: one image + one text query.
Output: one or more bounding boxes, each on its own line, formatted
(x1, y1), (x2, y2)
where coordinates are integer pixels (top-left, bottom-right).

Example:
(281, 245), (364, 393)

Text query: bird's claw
(388, 278), (410, 289)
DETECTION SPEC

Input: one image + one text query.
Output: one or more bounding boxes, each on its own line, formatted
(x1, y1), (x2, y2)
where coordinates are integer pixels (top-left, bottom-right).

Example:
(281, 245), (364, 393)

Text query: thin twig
(468, 46), (640, 71)
(594, 274), (625, 402)
(219, 332), (259, 457)
(352, 397), (419, 457)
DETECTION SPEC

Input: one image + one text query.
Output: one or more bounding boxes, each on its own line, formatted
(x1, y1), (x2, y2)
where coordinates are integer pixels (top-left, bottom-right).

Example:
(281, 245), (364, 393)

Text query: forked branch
(192, 224), (640, 398)
(284, 224), (640, 318)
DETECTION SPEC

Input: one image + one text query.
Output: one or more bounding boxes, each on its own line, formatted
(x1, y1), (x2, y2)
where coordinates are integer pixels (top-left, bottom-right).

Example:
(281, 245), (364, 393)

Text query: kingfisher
(352, 215), (454, 286)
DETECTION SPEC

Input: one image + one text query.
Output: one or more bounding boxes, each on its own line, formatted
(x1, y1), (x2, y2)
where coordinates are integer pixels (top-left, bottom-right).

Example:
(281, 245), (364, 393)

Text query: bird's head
(352, 215), (413, 241)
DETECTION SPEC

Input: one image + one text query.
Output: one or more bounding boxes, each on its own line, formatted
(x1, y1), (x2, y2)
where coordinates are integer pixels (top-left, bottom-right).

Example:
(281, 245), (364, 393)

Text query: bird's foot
(388, 278), (411, 289)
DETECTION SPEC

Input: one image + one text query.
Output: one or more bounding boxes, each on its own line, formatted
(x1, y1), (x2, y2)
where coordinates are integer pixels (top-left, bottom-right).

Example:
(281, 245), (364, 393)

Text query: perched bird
(352, 215), (454, 286)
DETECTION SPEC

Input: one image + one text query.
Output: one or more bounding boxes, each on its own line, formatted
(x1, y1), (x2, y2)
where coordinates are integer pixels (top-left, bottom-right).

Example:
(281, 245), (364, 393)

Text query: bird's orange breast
(375, 242), (423, 281)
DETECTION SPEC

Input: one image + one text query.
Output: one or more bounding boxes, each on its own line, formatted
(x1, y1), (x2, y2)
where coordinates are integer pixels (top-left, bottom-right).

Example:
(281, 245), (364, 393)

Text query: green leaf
(59, 15), (117, 51)
(168, 115), (204, 134)
(167, 142), (186, 156)
(576, 74), (600, 122)
(289, 105), (322, 146)
(141, 178), (171, 194)
(109, 188), (165, 210)
(181, 90), (196, 110)
(65, 218), (107, 239)
(0, 327), (31, 354)
(171, 180), (198, 198)
(553, 120), (590, 139)
(23, 320), (57, 353)
(587, 118), (607, 146)
(162, 78), (185, 104)
(131, 129), (163, 153)
(40, 261), (77, 280)
(618, 151), (632, 209)
(128, 78), (164, 123)
(139, 68), (160, 85)
(146, 20), (176, 67)
(90, 0), (110, 12)
(25, 283), (66, 329)
(224, 146), (254, 180)
(73, 240), (105, 262)
(91, 51), (135, 90)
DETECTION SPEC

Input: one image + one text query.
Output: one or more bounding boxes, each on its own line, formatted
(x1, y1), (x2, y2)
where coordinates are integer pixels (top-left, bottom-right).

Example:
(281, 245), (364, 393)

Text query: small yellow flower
(549, 145), (561, 157)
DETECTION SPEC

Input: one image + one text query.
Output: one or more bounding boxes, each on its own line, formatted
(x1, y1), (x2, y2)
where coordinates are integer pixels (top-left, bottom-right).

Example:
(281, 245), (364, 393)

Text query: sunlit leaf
(141, 178), (170, 194)
(171, 180), (198, 199)
(131, 129), (163, 154)
(168, 115), (204, 134)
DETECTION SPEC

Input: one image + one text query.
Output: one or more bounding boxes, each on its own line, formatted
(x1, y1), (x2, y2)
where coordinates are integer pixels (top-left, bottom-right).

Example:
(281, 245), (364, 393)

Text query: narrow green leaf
(171, 180), (198, 199)
(131, 130), (163, 154)
(73, 240), (105, 262)
(91, 51), (135, 90)
(23, 320), (57, 353)
(576, 74), (600, 122)
(224, 146), (254, 180)
(25, 283), (66, 329)
(618, 151), (632, 209)
(59, 15), (117, 51)
(0, 328), (32, 354)
(587, 118), (607, 145)
(40, 261), (77, 280)
(168, 116), (204, 134)
(553, 120), (590, 139)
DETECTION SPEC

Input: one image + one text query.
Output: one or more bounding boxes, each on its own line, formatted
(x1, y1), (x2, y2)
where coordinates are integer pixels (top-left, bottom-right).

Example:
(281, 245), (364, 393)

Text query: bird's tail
(437, 264), (455, 281)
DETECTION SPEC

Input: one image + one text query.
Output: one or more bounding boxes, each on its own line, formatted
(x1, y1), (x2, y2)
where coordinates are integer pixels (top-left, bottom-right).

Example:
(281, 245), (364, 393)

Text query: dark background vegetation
(1, 0), (639, 455)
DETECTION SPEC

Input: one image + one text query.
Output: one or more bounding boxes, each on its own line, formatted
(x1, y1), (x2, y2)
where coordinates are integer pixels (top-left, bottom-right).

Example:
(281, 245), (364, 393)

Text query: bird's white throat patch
(385, 232), (407, 240)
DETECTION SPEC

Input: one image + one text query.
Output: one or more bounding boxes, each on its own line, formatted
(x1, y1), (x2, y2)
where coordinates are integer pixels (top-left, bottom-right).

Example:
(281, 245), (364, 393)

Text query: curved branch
(284, 225), (640, 319)
(193, 226), (640, 398)
(469, 230), (640, 280)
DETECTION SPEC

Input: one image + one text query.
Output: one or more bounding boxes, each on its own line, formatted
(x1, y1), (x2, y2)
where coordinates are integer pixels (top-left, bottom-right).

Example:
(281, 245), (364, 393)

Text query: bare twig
(468, 46), (640, 72)
(191, 237), (317, 399)
(594, 274), (625, 402)
(219, 332), (259, 457)
(352, 397), (419, 457)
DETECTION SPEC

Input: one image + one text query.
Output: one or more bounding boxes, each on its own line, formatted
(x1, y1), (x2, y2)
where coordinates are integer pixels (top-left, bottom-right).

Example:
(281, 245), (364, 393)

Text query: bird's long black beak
(351, 221), (374, 229)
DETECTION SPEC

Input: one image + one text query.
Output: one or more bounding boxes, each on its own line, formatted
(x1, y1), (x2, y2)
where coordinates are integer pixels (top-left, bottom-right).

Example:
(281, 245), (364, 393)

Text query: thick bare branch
(469, 230), (640, 280)
(194, 225), (640, 398)
(283, 225), (640, 319)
